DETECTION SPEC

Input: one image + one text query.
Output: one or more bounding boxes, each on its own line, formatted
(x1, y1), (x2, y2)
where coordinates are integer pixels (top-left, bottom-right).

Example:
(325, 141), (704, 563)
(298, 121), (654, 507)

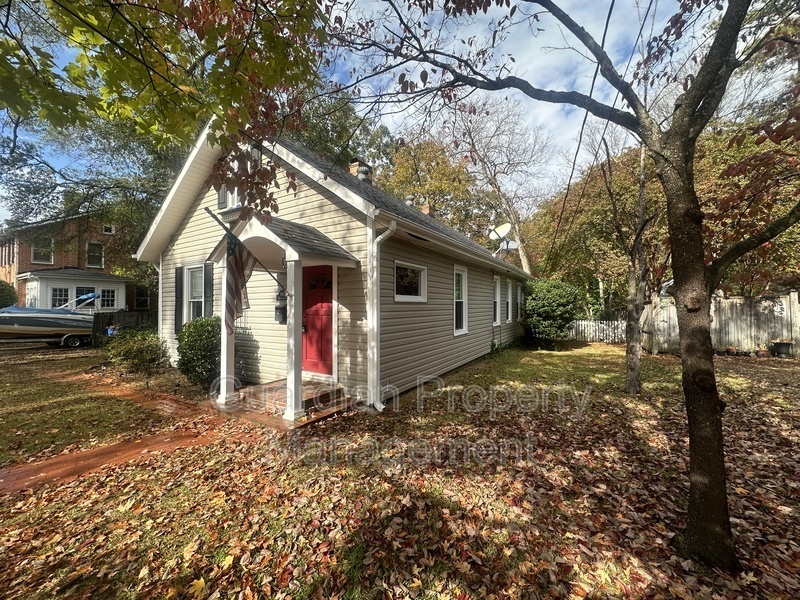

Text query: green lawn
(1, 343), (798, 599)
(0, 345), (165, 466)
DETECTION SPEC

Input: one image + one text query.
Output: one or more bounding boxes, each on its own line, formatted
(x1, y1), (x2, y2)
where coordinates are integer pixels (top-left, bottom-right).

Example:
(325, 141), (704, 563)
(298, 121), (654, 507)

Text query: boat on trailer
(0, 293), (99, 345)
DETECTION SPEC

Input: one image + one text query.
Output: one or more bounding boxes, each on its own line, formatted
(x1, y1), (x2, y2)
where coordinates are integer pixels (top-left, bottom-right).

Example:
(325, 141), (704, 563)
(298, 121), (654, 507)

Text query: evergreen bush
(0, 281), (17, 308)
(524, 279), (583, 340)
(177, 316), (221, 390)
(106, 328), (167, 374)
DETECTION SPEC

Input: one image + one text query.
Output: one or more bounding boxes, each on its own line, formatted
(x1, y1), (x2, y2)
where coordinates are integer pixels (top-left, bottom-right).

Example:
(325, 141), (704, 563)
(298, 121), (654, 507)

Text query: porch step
(302, 384), (344, 413)
(237, 379), (344, 416)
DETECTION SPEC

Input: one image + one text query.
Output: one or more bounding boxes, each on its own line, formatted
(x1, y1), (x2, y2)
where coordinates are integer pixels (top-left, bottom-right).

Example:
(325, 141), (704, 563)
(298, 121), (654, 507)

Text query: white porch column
(218, 263), (237, 404)
(284, 259), (305, 420)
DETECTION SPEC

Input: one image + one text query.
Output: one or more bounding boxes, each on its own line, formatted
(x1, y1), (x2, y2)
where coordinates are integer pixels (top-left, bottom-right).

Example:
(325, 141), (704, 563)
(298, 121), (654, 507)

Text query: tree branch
(707, 198), (800, 290)
(525, 0), (650, 127)
(675, 0), (752, 135)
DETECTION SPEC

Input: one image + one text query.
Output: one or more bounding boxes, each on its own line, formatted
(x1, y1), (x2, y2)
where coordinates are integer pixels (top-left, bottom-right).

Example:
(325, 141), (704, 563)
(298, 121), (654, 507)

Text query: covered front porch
(211, 208), (360, 421)
(204, 378), (352, 431)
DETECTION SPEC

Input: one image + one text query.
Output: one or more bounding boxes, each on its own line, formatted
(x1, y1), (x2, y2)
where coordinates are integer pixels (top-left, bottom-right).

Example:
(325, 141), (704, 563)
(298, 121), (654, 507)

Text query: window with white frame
(395, 261), (427, 302)
(75, 287), (96, 309)
(517, 284), (523, 321)
(492, 277), (501, 325)
(187, 267), (205, 319)
(506, 280), (512, 322)
(100, 289), (116, 309)
(102, 224), (115, 235)
(86, 242), (104, 268)
(32, 236), (54, 264)
(51, 287), (69, 308)
(217, 183), (239, 209)
(454, 265), (468, 335)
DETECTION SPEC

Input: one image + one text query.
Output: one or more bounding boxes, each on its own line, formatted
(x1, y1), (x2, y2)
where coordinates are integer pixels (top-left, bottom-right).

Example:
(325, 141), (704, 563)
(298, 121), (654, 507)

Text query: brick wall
(9, 215), (141, 307)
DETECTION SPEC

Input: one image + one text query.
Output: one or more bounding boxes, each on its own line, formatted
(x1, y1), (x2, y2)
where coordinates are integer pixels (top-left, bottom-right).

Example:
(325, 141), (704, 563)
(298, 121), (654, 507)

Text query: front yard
(0, 344), (798, 598)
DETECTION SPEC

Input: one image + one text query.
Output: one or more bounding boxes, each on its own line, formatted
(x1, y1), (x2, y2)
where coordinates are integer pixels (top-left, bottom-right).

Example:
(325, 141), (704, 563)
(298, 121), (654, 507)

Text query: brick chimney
(349, 158), (373, 185)
(420, 204), (436, 218)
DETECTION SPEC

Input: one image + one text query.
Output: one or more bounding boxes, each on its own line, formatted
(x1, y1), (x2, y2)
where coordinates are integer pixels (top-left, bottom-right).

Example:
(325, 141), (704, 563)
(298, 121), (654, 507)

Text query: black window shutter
(174, 266), (183, 335)
(217, 183), (227, 209)
(203, 262), (214, 317)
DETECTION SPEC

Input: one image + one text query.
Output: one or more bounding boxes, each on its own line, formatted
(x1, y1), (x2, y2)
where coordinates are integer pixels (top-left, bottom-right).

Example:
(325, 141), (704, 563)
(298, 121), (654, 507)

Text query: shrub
(0, 281), (17, 308)
(524, 279), (583, 340)
(177, 316), (220, 390)
(106, 328), (167, 374)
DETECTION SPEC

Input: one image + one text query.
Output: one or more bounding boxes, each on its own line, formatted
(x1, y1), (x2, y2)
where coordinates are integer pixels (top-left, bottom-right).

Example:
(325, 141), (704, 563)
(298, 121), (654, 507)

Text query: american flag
(225, 233), (257, 336)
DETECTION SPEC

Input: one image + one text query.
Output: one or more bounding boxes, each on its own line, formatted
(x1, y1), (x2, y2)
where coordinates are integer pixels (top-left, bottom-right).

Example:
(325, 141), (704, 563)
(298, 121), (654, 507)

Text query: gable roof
(136, 129), (528, 278)
(208, 210), (359, 267)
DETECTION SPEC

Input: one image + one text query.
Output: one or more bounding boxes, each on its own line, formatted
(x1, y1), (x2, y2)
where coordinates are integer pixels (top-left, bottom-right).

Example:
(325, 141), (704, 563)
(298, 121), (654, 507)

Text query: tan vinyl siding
(274, 173), (368, 391)
(234, 270), (287, 383)
(160, 165), (368, 390)
(380, 237), (523, 395)
(161, 185), (224, 359)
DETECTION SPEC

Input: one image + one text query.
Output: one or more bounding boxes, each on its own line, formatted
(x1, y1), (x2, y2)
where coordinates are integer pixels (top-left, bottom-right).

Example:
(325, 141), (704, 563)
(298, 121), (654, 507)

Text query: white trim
(135, 121), (216, 262)
(368, 219), (396, 407)
(506, 279), (513, 323)
(492, 277), (501, 326)
(85, 241), (104, 269)
(454, 264), (468, 336)
(374, 212), (530, 281)
(332, 265), (339, 383)
(184, 264), (205, 323)
(284, 259), (305, 420)
(394, 260), (427, 303)
(157, 252), (163, 338)
(270, 141), (376, 218)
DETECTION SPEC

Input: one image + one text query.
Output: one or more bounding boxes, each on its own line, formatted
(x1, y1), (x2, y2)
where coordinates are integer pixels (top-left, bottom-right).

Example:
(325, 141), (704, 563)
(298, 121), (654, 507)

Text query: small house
(135, 128), (528, 420)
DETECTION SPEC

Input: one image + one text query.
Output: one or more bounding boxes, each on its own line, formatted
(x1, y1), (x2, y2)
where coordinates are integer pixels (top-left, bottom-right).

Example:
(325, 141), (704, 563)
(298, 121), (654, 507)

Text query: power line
(542, 0), (616, 274)
(558, 0), (657, 252)
(543, 0), (657, 274)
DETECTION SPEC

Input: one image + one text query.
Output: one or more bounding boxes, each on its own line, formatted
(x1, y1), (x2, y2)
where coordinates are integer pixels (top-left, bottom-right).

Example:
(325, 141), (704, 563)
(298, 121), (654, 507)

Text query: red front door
(302, 266), (333, 375)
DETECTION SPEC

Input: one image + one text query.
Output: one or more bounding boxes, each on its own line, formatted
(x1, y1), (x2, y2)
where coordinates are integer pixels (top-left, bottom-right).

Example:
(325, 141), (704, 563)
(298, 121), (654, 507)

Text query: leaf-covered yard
(0, 344), (798, 598)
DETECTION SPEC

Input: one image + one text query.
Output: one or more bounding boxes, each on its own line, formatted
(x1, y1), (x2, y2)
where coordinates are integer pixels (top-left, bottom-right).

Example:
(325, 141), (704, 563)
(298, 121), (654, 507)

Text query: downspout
(367, 216), (396, 410)
(157, 251), (163, 341)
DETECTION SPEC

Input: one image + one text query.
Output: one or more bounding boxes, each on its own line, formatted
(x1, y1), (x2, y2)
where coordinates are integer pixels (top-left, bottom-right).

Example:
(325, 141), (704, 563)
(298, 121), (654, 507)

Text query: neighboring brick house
(0, 213), (152, 311)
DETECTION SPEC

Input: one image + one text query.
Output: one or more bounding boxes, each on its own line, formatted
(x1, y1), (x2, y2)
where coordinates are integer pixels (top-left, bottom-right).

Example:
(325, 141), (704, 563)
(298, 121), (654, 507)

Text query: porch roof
(209, 209), (360, 268)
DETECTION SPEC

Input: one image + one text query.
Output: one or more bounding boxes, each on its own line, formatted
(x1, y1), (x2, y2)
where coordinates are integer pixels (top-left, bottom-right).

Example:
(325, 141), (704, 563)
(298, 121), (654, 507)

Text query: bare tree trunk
(658, 147), (739, 570)
(510, 223), (532, 274)
(624, 261), (646, 393)
(624, 142), (650, 394)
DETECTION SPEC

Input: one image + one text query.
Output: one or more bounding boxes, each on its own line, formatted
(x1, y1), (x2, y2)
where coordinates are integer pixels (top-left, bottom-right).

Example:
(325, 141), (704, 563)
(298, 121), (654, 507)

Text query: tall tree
(1, 0), (324, 204)
(448, 96), (551, 274)
(380, 137), (496, 240)
(330, 0), (800, 568)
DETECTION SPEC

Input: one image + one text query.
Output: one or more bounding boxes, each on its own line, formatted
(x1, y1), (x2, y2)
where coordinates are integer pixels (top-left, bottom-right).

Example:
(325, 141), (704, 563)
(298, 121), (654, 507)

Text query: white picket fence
(567, 320), (626, 344)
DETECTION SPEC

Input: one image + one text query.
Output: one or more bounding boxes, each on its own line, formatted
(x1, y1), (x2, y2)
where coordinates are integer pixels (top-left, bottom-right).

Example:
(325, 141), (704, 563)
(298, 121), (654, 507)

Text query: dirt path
(0, 347), (276, 495)
(0, 426), (223, 494)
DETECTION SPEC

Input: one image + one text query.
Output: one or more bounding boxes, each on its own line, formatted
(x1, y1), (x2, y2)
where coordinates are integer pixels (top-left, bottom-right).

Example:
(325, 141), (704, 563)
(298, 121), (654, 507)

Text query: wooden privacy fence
(641, 291), (799, 357)
(567, 320), (626, 344)
(92, 311), (158, 346)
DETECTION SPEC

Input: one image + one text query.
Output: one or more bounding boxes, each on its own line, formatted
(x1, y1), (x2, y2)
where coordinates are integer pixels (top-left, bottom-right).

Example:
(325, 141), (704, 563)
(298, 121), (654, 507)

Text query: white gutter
(374, 211), (529, 280)
(367, 218), (396, 410)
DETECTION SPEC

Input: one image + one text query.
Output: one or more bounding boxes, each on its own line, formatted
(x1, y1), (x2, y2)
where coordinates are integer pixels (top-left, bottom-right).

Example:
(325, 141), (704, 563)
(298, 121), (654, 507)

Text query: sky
(344, 0), (688, 190)
(1, 0), (712, 227)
